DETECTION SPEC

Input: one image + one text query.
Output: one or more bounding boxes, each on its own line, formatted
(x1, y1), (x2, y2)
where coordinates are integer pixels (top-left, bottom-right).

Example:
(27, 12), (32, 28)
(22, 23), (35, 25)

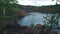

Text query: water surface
(18, 12), (59, 26)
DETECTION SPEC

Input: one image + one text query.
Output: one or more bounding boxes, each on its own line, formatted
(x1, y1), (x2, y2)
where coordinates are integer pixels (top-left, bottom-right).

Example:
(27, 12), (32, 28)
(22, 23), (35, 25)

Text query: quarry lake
(18, 12), (60, 34)
(18, 12), (60, 26)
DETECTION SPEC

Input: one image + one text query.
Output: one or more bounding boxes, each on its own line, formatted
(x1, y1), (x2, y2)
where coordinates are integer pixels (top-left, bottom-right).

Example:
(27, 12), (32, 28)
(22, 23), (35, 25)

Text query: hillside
(19, 4), (60, 13)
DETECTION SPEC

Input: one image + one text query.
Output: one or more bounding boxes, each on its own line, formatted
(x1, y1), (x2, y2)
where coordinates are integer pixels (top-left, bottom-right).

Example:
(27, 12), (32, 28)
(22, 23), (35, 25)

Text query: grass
(0, 16), (15, 20)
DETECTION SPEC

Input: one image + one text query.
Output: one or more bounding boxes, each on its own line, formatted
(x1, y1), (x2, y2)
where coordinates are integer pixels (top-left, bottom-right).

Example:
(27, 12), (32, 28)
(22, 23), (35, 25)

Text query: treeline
(20, 4), (60, 13)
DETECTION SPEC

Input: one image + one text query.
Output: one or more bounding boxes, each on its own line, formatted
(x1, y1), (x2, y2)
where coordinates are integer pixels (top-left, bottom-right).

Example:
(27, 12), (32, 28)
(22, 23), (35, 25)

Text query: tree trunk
(3, 7), (5, 16)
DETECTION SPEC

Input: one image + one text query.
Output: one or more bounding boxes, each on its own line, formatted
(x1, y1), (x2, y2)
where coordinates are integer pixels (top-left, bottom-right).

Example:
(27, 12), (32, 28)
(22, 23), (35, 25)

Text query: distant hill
(19, 4), (60, 13)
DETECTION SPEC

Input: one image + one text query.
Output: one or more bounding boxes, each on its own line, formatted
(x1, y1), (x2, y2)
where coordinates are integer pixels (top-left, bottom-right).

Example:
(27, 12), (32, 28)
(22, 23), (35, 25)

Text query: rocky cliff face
(18, 10), (27, 18)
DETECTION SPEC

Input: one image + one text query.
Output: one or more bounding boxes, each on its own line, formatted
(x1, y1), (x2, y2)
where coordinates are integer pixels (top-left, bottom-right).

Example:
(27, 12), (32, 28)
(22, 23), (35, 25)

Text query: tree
(0, 0), (19, 16)
(0, 0), (19, 31)
(52, 0), (60, 5)
(43, 14), (59, 30)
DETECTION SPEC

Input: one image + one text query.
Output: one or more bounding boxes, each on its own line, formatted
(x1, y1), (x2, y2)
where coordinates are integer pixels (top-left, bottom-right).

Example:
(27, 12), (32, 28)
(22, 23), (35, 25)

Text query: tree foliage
(52, 0), (60, 5)
(0, 0), (19, 16)
(0, 0), (19, 30)
(43, 14), (59, 30)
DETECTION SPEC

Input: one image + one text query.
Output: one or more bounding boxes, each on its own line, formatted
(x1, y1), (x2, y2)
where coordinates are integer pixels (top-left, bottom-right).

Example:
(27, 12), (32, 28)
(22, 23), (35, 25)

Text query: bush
(31, 23), (35, 27)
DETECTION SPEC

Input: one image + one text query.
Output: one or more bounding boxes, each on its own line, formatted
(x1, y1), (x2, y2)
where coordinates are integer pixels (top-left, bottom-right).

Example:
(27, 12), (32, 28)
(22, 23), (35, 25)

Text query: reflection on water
(18, 12), (60, 34)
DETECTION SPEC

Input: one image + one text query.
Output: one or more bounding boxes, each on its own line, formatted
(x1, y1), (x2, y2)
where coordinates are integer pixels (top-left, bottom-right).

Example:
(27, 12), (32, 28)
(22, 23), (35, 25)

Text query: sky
(17, 0), (60, 6)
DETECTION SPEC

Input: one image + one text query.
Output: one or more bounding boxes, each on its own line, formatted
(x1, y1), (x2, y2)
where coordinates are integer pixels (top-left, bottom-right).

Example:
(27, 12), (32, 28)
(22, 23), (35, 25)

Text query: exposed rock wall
(18, 10), (27, 18)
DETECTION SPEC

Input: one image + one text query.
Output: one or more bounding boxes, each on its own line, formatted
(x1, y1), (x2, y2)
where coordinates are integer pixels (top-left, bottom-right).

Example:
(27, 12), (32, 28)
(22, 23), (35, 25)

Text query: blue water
(18, 12), (60, 34)
(18, 12), (59, 26)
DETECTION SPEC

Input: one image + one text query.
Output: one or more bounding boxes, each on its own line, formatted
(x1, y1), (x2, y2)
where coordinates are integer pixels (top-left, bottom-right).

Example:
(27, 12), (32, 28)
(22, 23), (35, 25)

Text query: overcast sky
(17, 0), (60, 6)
